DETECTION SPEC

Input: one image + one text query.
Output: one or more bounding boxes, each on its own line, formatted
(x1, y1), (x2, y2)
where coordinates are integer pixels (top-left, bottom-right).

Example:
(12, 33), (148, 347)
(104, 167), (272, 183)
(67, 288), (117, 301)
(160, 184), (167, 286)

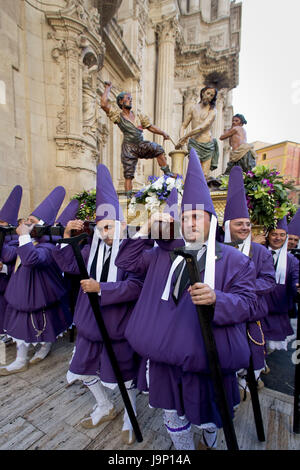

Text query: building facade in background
(256, 141), (300, 207)
(0, 0), (241, 216)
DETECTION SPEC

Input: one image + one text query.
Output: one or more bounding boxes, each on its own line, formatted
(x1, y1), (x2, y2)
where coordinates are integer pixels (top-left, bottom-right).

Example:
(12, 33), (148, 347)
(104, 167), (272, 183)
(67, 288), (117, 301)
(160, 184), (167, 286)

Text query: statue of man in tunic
(100, 82), (174, 197)
(176, 86), (219, 179)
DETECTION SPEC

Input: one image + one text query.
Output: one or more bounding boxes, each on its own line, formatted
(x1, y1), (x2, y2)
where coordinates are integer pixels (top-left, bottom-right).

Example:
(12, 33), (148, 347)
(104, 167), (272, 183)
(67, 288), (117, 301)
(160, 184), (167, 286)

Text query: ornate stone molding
(175, 42), (238, 89)
(46, 2), (106, 173)
(156, 16), (182, 45)
(46, 3), (105, 61)
(55, 135), (99, 172)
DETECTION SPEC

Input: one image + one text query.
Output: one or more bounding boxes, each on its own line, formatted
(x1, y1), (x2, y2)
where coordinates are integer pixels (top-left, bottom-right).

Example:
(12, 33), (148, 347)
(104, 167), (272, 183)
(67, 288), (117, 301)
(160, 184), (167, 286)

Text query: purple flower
(135, 190), (144, 198)
(247, 171), (254, 178)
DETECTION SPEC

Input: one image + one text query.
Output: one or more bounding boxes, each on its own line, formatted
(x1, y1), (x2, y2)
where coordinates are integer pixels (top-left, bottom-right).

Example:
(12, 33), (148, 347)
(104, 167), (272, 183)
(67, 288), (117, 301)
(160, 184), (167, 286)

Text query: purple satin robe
(262, 252), (299, 341)
(247, 242), (276, 370)
(115, 238), (257, 426)
(0, 239), (18, 334)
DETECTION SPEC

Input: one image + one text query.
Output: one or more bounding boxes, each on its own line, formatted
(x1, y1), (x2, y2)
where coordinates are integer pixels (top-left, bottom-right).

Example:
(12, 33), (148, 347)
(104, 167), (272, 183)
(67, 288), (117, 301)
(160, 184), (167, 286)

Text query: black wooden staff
(0, 225), (17, 258)
(174, 247), (239, 451)
(58, 232), (143, 443)
(245, 356), (265, 441)
(0, 227), (6, 256)
(223, 241), (265, 441)
(291, 248), (300, 434)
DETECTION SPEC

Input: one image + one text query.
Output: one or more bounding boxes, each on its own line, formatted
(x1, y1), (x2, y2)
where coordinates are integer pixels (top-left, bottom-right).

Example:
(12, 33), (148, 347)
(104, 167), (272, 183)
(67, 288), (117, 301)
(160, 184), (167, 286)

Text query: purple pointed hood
(164, 187), (179, 222)
(56, 199), (79, 226)
(288, 209), (300, 237)
(0, 185), (22, 226)
(31, 186), (66, 225)
(276, 216), (288, 232)
(95, 164), (124, 222)
(181, 148), (216, 216)
(223, 166), (249, 223)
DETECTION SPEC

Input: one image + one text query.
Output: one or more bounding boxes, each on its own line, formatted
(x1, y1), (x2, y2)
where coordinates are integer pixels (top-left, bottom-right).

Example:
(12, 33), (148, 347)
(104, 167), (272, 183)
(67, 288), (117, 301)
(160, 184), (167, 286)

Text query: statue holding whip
(101, 82), (175, 197)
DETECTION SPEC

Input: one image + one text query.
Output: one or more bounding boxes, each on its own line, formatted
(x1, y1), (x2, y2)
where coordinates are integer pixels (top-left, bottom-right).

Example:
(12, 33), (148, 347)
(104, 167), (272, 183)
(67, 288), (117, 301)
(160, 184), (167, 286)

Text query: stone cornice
(176, 41), (239, 89)
(103, 19), (140, 80)
(45, 9), (105, 58)
(94, 0), (122, 29)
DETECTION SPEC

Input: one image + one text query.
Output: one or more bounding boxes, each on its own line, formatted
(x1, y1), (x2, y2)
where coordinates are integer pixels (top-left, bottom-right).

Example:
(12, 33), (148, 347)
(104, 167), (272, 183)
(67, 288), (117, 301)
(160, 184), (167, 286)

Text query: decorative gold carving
(169, 149), (187, 175)
(210, 190), (228, 226)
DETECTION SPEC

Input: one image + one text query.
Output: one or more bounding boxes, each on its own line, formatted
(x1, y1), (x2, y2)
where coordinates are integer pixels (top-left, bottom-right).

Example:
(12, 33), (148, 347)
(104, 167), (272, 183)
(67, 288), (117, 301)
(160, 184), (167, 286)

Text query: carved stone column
(154, 17), (180, 171)
(211, 88), (226, 177)
(222, 89), (233, 173)
(218, 0), (230, 17)
(182, 87), (199, 121)
(189, 0), (200, 13)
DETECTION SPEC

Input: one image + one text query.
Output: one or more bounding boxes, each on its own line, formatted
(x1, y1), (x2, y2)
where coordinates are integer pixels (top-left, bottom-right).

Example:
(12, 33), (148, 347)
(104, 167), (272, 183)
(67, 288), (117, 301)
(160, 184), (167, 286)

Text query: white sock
(4, 342), (29, 371)
(163, 411), (195, 450)
(203, 427), (218, 448)
(30, 342), (52, 361)
(122, 387), (137, 431)
(237, 369), (249, 392)
(83, 377), (113, 410)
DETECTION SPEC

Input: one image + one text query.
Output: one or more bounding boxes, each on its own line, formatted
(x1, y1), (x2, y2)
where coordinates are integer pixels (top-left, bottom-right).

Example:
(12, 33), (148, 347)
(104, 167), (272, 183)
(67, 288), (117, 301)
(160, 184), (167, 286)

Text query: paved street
(0, 332), (300, 451)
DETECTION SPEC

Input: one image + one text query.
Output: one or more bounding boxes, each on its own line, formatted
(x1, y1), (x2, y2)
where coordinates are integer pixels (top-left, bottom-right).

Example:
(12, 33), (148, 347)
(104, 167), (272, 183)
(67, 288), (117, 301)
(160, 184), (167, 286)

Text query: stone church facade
(0, 0), (241, 216)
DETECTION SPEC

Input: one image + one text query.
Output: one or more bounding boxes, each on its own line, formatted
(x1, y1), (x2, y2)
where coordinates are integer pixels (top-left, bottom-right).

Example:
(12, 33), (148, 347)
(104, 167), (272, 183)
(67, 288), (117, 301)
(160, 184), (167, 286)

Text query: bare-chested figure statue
(220, 114), (256, 174)
(101, 82), (174, 197)
(176, 86), (219, 178)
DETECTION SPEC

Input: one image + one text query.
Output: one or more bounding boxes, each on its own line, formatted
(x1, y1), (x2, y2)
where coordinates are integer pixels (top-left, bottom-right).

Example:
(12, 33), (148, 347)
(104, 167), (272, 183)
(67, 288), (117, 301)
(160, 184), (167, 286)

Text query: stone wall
(0, 0), (241, 217)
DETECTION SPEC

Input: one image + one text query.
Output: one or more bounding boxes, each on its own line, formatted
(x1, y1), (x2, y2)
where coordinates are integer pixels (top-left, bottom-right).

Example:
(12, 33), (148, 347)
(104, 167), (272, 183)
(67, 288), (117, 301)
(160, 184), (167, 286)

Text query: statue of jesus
(176, 86), (219, 179)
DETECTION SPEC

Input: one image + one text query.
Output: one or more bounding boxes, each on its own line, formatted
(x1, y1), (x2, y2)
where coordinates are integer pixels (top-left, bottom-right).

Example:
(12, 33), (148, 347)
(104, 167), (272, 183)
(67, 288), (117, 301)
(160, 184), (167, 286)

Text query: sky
(232, 0), (300, 145)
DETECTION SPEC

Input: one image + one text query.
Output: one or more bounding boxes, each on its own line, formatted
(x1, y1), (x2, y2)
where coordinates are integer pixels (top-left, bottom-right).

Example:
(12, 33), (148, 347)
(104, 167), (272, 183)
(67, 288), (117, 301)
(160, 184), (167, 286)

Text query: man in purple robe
(0, 187), (73, 375)
(261, 217), (299, 358)
(288, 208), (300, 252)
(287, 209), (300, 324)
(0, 186), (23, 342)
(115, 149), (257, 450)
(52, 164), (144, 446)
(222, 167), (276, 398)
